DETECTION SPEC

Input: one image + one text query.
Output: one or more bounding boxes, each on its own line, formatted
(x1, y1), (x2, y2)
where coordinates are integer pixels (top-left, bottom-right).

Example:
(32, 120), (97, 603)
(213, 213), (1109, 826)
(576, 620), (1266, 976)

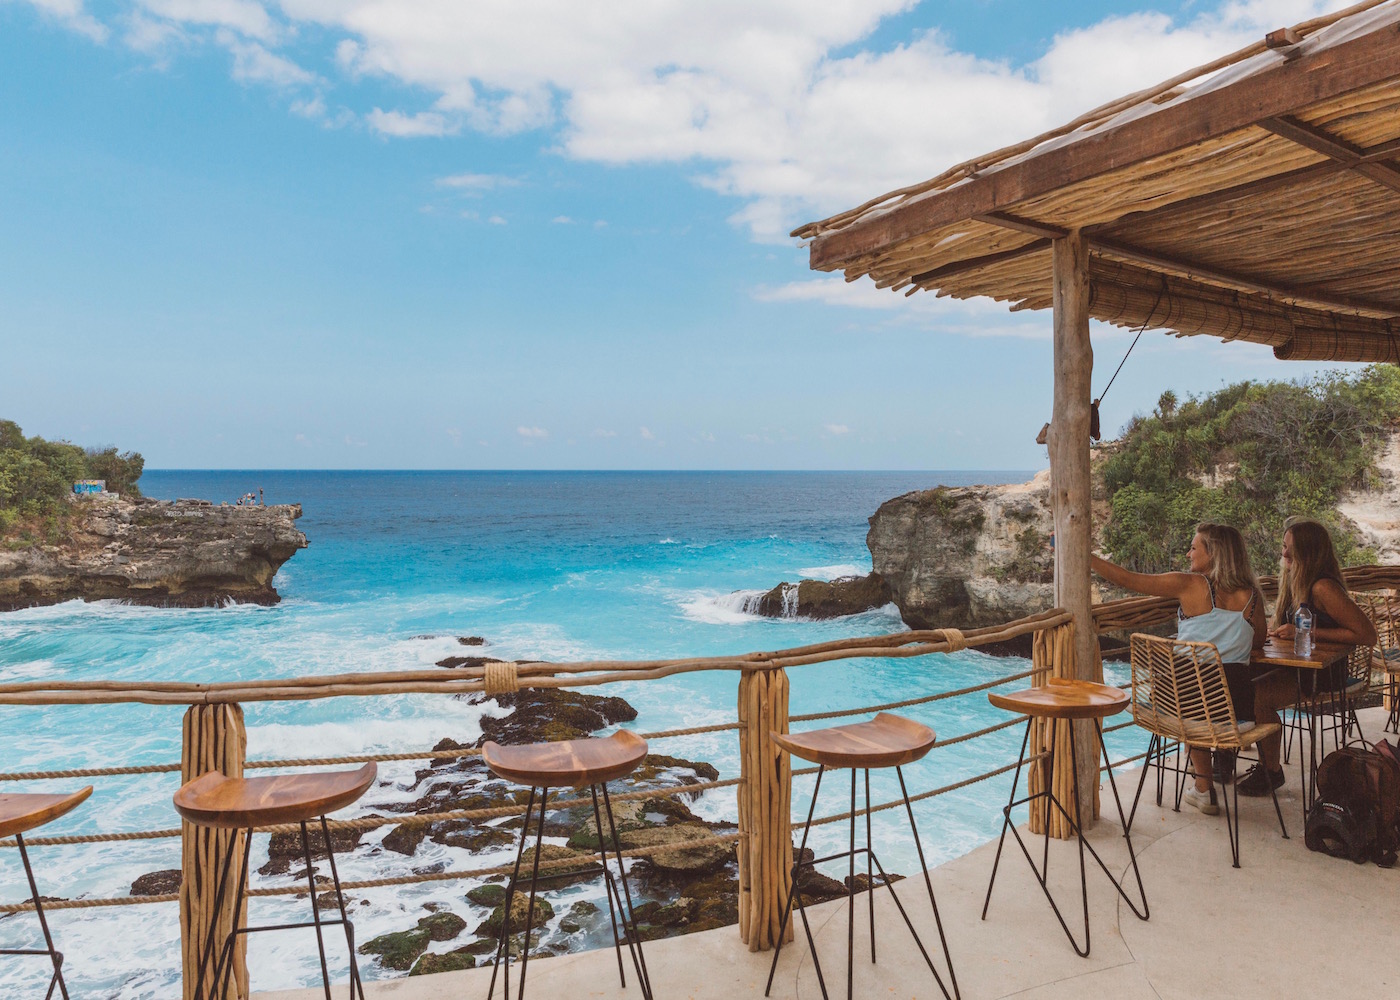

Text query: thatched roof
(794, 0), (1400, 362)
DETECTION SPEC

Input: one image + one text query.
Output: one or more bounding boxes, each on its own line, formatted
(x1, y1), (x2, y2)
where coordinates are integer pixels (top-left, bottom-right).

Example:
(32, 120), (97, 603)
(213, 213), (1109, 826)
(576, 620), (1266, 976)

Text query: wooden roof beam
(809, 17), (1400, 270)
(908, 238), (1049, 286)
(1259, 115), (1400, 193)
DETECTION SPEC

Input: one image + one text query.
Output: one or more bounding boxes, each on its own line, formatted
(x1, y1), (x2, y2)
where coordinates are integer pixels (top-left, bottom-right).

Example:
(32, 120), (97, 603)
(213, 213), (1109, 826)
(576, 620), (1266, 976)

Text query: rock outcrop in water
(750, 573), (893, 620)
(0, 495), (307, 610)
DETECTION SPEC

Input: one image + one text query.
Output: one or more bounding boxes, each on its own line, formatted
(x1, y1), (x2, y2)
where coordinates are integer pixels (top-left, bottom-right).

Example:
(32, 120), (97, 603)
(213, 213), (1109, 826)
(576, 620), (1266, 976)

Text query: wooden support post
(736, 668), (792, 951)
(1049, 231), (1102, 831)
(180, 703), (248, 1000)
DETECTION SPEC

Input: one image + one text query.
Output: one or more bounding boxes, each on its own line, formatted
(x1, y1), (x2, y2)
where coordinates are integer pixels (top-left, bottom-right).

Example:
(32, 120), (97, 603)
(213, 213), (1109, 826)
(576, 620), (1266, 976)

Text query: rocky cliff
(867, 471), (1060, 630)
(0, 496), (308, 610)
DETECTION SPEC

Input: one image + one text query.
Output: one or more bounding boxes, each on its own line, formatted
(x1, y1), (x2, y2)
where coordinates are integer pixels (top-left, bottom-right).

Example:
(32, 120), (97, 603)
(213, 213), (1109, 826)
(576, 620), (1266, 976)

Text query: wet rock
(635, 755), (721, 782)
(358, 912), (465, 971)
(130, 870), (181, 896)
(474, 689), (637, 745)
(622, 824), (734, 874)
(844, 872), (903, 894)
(381, 823), (427, 856)
(431, 821), (517, 853)
(462, 938), (501, 957)
(259, 826), (364, 877)
(466, 884), (507, 907)
(479, 896), (555, 937)
(753, 574), (893, 620)
(409, 948), (476, 976)
(458, 636), (487, 646)
(436, 655), (507, 670)
(519, 844), (595, 886)
(569, 900), (600, 916)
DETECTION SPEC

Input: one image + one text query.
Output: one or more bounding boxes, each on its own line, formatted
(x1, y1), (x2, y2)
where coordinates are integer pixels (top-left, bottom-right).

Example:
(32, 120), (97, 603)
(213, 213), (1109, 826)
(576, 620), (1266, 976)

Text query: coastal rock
(1339, 430), (1400, 563)
(359, 912), (466, 971)
(867, 472), (1059, 631)
(259, 825), (364, 877)
(751, 574), (893, 620)
(0, 495), (307, 611)
(130, 870), (182, 896)
(473, 689), (638, 745)
(409, 948), (476, 976)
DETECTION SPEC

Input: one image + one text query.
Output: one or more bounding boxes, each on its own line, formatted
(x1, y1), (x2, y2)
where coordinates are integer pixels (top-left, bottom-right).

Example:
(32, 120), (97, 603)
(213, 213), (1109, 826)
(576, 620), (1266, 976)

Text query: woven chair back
(1128, 633), (1243, 749)
(1350, 589), (1399, 696)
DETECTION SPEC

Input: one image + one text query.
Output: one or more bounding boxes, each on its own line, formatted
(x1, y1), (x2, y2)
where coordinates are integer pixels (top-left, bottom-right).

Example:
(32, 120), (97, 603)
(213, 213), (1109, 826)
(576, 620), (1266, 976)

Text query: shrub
(0, 420), (144, 541)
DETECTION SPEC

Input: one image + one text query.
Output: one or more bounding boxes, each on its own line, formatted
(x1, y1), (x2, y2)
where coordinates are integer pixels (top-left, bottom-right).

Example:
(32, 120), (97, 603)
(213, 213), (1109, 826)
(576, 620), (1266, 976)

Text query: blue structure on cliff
(72, 480), (106, 495)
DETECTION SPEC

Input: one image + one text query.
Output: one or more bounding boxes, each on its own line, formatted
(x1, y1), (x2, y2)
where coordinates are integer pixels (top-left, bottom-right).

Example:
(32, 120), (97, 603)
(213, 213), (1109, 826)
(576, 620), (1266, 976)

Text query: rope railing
(789, 668), (1039, 724)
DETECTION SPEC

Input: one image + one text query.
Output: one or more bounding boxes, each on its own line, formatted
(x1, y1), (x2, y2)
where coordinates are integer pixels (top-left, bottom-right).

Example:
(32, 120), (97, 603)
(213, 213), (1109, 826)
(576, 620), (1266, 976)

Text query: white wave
(794, 562), (867, 581)
(658, 537), (678, 544)
(246, 708), (492, 759)
(0, 659), (55, 681)
(679, 589), (768, 624)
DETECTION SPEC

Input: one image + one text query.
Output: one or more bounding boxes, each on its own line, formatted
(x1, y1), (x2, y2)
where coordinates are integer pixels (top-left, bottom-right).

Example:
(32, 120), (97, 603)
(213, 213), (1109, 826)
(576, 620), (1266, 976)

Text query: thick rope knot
(936, 628), (967, 652)
(483, 660), (520, 696)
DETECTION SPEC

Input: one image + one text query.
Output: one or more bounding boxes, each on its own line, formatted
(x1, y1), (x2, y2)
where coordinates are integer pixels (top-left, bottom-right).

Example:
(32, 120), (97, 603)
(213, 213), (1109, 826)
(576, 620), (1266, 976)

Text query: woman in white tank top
(1091, 523), (1266, 815)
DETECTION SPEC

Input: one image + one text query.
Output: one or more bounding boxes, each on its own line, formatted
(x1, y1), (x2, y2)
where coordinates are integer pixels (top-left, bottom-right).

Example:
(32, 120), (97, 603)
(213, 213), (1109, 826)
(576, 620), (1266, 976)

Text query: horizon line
(140, 467), (1043, 475)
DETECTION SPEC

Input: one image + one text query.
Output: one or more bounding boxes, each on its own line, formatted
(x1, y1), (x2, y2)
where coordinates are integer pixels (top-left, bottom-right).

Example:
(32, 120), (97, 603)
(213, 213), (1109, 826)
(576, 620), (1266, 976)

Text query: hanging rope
(1090, 279), (1168, 441)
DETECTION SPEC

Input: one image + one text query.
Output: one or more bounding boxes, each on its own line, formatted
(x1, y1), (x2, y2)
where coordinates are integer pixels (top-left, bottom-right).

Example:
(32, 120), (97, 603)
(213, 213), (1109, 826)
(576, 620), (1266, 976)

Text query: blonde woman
(1090, 524), (1266, 815)
(1241, 519), (1377, 795)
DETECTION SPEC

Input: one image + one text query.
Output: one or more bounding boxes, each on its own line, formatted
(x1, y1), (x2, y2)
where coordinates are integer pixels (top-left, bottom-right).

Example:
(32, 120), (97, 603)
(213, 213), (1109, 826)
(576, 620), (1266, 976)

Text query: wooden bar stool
(0, 787), (92, 1000)
(481, 729), (653, 1000)
(981, 678), (1148, 957)
(173, 762), (377, 1000)
(762, 713), (958, 1000)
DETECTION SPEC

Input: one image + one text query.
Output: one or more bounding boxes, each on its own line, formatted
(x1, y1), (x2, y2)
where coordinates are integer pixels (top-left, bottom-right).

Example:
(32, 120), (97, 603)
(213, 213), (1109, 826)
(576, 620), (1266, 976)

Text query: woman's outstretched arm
(1090, 553), (1199, 601)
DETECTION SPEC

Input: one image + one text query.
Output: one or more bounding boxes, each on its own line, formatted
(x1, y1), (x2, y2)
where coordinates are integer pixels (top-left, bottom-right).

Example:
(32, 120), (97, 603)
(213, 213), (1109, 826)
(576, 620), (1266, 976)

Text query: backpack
(1305, 740), (1400, 867)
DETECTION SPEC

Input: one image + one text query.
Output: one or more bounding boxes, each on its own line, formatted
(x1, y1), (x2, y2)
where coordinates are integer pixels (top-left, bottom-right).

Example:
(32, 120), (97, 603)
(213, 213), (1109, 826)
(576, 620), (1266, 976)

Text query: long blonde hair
(1195, 523), (1259, 598)
(1272, 518), (1345, 627)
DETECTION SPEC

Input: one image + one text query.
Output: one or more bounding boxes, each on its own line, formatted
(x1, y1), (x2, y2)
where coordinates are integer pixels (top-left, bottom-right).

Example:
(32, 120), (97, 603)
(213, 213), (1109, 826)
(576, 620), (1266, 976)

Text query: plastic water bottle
(1294, 604), (1314, 657)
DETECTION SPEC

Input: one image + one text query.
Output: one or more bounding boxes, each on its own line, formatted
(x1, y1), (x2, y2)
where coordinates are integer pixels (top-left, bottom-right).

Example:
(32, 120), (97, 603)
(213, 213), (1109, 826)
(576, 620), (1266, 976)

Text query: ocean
(0, 471), (1139, 997)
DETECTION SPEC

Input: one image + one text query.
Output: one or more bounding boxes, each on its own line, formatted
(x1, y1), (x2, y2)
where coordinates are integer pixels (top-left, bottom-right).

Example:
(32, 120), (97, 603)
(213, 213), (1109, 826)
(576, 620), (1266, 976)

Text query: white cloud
(824, 423), (850, 435)
(219, 30), (317, 86)
(639, 426), (655, 440)
(436, 172), (520, 192)
(516, 425), (548, 438)
(366, 108), (456, 137)
(487, 214), (507, 225)
(591, 428), (617, 438)
(24, 0), (1341, 239)
(551, 215), (574, 224)
(22, 0), (107, 39)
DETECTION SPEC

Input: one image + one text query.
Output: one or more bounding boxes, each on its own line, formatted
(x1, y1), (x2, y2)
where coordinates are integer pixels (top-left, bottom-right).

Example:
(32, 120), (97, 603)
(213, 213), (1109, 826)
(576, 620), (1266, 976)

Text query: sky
(0, 0), (1370, 470)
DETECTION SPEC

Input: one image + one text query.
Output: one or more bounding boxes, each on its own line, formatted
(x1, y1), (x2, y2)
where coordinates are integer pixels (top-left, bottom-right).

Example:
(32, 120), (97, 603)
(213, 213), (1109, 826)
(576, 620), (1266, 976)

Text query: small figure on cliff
(258, 488), (264, 506)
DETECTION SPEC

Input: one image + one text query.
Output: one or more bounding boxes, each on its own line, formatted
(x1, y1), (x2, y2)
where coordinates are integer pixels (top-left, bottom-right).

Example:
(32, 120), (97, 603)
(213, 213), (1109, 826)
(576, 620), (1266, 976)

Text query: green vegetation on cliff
(1101, 366), (1400, 573)
(0, 420), (144, 540)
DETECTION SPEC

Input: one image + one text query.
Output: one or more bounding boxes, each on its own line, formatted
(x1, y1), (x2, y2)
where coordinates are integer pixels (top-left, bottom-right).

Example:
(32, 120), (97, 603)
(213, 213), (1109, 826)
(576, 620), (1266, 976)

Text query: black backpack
(1305, 740), (1400, 867)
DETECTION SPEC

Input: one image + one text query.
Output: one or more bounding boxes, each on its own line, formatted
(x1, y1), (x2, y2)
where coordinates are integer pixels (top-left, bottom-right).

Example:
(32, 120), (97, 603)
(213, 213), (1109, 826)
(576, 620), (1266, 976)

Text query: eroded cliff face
(867, 471), (1057, 630)
(0, 496), (308, 610)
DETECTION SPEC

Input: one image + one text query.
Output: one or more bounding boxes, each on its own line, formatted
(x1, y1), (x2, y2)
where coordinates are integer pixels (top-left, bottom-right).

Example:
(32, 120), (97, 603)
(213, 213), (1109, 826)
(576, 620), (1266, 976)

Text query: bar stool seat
(175, 764), (376, 1000)
(987, 678), (1128, 719)
(1, 786), (91, 1000)
(0, 788), (92, 839)
(482, 730), (647, 788)
(981, 677), (1147, 958)
(765, 713), (957, 1000)
(770, 713), (935, 769)
(483, 730), (654, 1000)
(173, 762), (377, 829)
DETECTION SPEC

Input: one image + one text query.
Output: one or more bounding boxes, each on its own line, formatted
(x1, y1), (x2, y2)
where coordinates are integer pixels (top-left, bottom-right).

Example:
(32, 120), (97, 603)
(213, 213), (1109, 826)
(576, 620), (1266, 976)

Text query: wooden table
(1250, 639), (1351, 816)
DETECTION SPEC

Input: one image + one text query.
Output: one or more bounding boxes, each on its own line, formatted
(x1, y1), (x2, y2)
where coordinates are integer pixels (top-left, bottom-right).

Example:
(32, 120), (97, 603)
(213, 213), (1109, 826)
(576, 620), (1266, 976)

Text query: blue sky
(0, 0), (1360, 470)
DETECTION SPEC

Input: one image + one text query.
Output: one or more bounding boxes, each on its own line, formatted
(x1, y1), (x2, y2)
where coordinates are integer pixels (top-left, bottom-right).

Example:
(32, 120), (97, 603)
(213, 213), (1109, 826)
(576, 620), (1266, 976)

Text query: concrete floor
(257, 708), (1400, 1000)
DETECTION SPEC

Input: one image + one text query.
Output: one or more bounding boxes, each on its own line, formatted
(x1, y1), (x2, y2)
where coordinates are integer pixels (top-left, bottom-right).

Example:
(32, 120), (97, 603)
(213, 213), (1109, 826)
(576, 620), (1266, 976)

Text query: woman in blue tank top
(1091, 523), (1266, 816)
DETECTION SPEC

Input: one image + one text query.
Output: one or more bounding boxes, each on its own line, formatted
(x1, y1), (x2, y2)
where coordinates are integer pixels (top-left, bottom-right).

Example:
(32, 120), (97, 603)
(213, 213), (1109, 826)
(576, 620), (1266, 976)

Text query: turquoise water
(0, 471), (1138, 997)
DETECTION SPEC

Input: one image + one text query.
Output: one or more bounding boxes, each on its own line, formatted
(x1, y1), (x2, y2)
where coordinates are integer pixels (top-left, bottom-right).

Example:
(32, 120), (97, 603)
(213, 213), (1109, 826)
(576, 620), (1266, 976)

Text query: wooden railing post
(736, 667), (792, 951)
(1028, 622), (1100, 838)
(180, 703), (248, 1000)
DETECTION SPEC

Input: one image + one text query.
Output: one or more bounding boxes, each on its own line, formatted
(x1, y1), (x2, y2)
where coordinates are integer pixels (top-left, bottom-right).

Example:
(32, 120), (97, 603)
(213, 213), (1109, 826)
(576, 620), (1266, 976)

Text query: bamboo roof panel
(795, 0), (1400, 360)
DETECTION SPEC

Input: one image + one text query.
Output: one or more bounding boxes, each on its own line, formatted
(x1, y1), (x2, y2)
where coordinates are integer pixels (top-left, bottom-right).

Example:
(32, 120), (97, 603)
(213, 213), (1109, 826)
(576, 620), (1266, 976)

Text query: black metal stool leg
(1097, 723), (1149, 920)
(191, 831), (239, 1000)
(588, 784), (628, 990)
(12, 834), (69, 1000)
(600, 784), (653, 1000)
(896, 766), (959, 1000)
(514, 786), (550, 1000)
(487, 786), (534, 1000)
(1067, 726), (1091, 957)
(1127, 734), (1157, 834)
(845, 768), (856, 1000)
(864, 769), (874, 966)
(766, 766), (827, 999)
(318, 816), (366, 1000)
(211, 830), (254, 1000)
(980, 716), (1033, 920)
(298, 821), (334, 1000)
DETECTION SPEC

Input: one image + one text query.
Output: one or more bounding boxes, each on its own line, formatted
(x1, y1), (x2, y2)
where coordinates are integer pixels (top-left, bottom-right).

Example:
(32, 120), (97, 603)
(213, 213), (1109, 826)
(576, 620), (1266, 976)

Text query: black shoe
(1236, 764), (1284, 797)
(1213, 750), (1237, 785)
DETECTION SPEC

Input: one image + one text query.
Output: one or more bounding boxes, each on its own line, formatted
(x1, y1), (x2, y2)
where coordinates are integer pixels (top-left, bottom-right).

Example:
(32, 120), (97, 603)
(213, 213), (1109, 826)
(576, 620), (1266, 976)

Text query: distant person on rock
(1088, 523), (1267, 815)
(1240, 519), (1376, 797)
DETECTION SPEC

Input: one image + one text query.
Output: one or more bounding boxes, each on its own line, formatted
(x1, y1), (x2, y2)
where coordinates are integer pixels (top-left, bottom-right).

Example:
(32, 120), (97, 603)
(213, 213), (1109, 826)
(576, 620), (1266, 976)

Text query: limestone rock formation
(751, 573), (893, 619)
(0, 495), (307, 610)
(867, 471), (1057, 630)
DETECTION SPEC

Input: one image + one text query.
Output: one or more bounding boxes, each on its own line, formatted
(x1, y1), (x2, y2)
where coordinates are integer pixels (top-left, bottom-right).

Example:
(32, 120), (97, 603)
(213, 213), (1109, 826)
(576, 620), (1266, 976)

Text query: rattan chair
(1127, 634), (1287, 868)
(1283, 591), (1385, 761)
(1355, 590), (1400, 735)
